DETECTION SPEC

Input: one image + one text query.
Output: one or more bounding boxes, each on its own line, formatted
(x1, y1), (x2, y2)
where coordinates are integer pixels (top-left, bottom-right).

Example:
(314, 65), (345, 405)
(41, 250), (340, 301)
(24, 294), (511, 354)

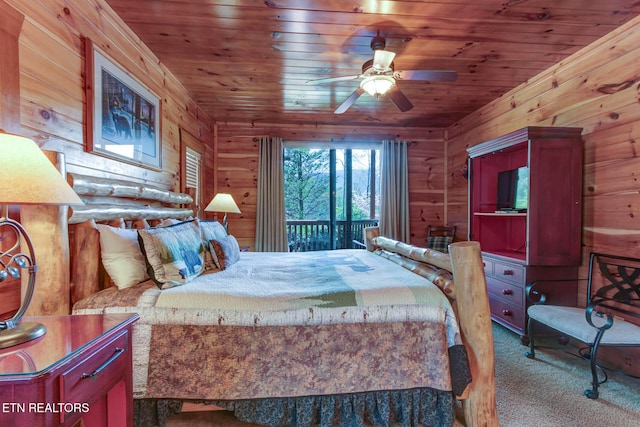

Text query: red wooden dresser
(0, 313), (139, 427)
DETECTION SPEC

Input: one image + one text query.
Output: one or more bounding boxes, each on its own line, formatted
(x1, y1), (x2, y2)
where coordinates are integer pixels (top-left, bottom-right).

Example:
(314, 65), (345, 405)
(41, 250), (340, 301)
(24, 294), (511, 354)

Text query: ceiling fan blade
(386, 86), (413, 112)
(373, 50), (396, 71)
(394, 70), (458, 82)
(334, 87), (365, 114)
(306, 75), (361, 85)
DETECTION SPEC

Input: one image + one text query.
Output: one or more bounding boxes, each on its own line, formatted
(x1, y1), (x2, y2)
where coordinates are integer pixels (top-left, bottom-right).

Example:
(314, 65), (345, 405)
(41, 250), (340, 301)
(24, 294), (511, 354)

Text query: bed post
(69, 220), (101, 306)
(448, 241), (499, 427)
(363, 226), (380, 251)
(21, 151), (72, 315)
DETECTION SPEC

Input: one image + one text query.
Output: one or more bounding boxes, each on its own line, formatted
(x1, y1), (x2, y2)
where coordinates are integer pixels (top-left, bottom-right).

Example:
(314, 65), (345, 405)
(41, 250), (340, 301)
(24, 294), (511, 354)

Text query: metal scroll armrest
(584, 301), (614, 332)
(525, 278), (588, 305)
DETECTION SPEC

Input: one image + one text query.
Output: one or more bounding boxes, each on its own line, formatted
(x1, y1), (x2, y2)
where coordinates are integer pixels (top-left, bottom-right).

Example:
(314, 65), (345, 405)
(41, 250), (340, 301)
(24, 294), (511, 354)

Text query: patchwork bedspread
(73, 249), (470, 403)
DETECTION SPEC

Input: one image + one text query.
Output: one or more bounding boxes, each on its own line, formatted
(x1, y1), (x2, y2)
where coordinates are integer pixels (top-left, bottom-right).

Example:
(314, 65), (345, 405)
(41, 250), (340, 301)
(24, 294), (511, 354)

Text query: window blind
(185, 146), (201, 204)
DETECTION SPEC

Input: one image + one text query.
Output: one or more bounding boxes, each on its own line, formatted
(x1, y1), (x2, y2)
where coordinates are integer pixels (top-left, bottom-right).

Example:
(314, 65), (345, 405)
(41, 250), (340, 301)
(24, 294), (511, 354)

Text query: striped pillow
(209, 235), (241, 270)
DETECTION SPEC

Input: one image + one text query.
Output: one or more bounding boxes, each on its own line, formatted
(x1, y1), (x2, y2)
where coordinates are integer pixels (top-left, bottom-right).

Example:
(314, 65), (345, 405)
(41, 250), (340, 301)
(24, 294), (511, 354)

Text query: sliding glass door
(284, 146), (379, 251)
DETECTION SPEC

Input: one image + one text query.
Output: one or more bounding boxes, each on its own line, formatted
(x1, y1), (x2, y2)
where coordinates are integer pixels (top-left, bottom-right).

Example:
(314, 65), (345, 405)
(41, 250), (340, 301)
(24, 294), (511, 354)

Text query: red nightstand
(0, 313), (139, 427)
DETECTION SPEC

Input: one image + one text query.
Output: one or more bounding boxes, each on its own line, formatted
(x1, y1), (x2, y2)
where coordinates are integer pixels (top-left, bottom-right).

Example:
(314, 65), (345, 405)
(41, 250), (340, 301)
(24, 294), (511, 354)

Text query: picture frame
(84, 38), (161, 170)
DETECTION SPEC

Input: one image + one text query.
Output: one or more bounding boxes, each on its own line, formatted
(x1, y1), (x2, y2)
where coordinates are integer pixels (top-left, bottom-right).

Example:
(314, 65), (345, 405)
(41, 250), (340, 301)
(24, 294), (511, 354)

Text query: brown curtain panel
(255, 136), (289, 252)
(379, 140), (410, 243)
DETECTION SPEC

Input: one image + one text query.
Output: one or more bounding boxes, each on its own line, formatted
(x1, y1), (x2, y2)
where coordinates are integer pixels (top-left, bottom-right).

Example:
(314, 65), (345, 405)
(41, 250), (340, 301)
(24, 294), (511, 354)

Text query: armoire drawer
(493, 261), (525, 286)
(482, 257), (494, 277)
(489, 298), (525, 331)
(486, 276), (524, 306)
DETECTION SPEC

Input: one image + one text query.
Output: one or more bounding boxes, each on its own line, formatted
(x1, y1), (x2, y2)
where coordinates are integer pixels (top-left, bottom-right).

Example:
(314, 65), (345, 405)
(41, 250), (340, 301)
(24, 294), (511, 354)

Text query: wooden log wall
(0, 2), (24, 320)
(214, 122), (448, 249)
(445, 14), (640, 375)
(0, 1), (22, 134)
(4, 0), (215, 192)
(2, 0), (215, 315)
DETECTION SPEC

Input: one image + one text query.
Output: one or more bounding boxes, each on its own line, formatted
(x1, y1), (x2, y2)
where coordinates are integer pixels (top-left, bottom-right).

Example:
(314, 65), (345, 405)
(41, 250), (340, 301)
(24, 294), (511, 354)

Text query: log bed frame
(62, 174), (499, 427)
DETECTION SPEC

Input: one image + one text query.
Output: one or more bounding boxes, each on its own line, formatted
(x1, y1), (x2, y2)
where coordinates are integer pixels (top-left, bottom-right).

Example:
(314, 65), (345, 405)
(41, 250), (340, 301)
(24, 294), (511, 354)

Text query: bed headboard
(68, 173), (194, 306)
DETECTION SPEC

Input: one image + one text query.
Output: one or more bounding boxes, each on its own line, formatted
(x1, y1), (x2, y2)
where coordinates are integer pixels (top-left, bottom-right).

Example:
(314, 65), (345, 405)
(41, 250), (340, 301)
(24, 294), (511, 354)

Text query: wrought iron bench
(525, 252), (640, 399)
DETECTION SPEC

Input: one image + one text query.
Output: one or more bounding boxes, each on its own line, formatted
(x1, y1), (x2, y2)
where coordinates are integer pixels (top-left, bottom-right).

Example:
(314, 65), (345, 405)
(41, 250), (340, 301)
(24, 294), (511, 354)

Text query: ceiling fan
(306, 34), (458, 114)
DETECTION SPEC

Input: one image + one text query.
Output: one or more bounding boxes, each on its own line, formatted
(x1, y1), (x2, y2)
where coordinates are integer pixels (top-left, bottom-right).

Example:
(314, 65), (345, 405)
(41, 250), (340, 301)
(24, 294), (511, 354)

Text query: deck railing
(287, 219), (378, 252)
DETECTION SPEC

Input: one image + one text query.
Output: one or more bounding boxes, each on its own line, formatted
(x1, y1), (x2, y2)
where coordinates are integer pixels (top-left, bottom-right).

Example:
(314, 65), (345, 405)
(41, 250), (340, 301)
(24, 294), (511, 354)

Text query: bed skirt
(134, 387), (456, 427)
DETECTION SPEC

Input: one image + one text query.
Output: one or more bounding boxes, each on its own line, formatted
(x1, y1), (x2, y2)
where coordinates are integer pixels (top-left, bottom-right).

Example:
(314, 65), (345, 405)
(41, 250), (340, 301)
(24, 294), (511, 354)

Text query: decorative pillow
(198, 219), (228, 270)
(209, 235), (241, 270)
(138, 219), (205, 289)
(426, 235), (453, 253)
(96, 224), (148, 289)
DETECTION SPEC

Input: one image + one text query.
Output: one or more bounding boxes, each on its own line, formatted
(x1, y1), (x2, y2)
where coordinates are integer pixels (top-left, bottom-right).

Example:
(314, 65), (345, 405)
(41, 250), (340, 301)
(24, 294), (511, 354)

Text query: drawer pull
(502, 289), (513, 295)
(502, 309), (512, 316)
(81, 348), (124, 379)
(502, 269), (514, 276)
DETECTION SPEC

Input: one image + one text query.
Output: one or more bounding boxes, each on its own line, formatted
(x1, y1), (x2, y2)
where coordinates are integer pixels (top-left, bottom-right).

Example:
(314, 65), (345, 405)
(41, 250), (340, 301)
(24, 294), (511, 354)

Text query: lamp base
(222, 213), (229, 232)
(0, 322), (46, 349)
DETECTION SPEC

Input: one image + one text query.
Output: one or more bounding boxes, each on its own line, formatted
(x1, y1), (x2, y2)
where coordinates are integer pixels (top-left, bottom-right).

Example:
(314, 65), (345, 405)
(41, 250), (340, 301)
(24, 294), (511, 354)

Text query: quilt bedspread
(73, 249), (470, 402)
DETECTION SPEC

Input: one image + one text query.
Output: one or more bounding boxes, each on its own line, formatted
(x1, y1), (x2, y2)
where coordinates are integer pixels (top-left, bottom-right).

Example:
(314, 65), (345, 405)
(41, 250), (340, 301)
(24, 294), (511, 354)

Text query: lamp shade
(205, 193), (241, 213)
(360, 75), (395, 99)
(0, 133), (83, 206)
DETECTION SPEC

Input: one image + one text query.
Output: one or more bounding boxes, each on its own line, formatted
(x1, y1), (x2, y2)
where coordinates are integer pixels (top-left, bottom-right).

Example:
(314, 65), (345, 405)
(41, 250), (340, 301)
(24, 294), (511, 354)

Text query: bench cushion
(528, 305), (640, 346)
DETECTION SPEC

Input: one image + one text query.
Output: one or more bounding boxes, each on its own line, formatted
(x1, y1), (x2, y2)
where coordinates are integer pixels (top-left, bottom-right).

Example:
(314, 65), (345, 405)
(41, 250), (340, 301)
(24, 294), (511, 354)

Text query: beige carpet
(492, 324), (640, 426)
(165, 324), (640, 426)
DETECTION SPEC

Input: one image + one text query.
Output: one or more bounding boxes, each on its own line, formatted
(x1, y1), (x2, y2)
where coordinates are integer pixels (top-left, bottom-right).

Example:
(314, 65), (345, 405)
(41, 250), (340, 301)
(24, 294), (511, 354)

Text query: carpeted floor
(165, 324), (640, 426)
(492, 324), (640, 426)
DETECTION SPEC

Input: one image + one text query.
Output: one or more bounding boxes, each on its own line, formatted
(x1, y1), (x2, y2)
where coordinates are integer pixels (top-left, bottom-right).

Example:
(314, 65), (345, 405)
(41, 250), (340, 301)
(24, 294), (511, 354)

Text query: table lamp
(204, 193), (241, 232)
(0, 132), (84, 349)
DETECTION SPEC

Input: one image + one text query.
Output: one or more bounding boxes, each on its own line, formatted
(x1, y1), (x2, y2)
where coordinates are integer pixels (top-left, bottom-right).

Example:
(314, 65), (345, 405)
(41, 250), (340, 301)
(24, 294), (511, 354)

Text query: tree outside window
(284, 147), (379, 251)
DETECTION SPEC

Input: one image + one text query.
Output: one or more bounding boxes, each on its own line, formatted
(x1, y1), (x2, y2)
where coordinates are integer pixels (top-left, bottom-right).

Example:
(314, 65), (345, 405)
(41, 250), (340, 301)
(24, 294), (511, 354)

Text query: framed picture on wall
(84, 38), (161, 170)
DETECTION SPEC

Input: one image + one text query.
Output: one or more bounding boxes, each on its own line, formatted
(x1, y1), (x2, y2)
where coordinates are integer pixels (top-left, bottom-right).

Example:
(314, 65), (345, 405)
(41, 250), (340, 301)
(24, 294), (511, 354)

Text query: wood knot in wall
(597, 81), (635, 94)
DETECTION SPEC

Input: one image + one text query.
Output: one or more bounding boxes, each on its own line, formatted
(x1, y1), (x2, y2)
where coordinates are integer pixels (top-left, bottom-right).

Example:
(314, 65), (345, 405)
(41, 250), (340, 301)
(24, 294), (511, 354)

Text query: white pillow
(96, 224), (148, 289)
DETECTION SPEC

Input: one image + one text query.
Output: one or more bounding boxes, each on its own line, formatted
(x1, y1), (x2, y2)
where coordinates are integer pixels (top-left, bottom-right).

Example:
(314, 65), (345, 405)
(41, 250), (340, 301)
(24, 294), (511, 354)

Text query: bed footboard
(365, 227), (498, 427)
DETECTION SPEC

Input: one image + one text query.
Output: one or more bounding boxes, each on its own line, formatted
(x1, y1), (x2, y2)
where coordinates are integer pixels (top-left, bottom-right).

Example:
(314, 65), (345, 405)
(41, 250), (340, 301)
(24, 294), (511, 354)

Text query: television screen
(497, 166), (528, 211)
(514, 166), (529, 210)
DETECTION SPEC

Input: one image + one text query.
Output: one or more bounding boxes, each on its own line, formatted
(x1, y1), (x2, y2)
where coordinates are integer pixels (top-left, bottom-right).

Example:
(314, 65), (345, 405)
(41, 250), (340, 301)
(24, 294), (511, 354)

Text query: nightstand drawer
(487, 276), (524, 305)
(59, 330), (129, 422)
(494, 261), (525, 286)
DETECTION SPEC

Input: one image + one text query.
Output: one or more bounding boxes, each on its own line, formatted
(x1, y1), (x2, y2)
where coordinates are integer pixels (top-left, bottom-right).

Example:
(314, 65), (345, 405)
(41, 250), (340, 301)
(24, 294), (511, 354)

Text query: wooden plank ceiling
(105, 0), (640, 128)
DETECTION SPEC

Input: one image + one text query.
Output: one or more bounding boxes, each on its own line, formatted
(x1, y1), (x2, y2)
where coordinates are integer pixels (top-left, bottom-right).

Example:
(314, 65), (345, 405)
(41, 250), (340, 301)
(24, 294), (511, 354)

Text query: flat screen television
(496, 166), (528, 211)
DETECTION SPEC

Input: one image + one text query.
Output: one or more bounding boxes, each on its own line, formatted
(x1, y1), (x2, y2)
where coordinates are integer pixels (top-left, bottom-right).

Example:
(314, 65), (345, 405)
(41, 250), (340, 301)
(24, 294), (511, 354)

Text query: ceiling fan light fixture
(360, 75), (395, 99)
